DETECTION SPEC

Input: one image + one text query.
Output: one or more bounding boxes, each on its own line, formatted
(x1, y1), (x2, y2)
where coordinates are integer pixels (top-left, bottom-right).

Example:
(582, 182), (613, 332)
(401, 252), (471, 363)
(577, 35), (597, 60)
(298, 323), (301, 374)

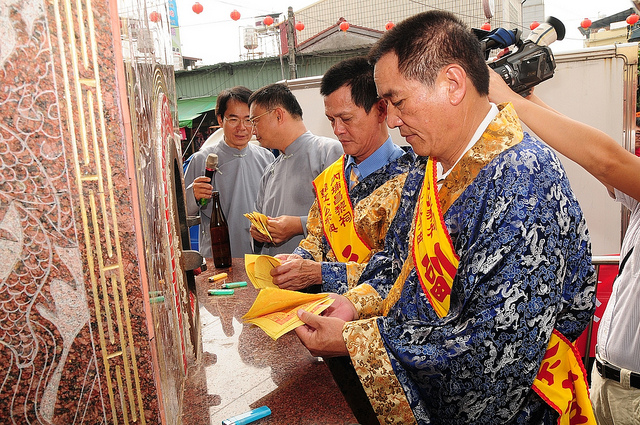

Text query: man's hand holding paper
(245, 211), (273, 243)
(245, 254), (281, 289)
(242, 288), (334, 340)
(272, 254), (322, 290)
(294, 293), (358, 357)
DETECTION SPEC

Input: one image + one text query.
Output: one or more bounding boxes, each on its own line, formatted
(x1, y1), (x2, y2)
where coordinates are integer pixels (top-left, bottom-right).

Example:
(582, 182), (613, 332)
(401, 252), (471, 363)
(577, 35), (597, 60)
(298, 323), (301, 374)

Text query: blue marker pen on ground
(221, 406), (271, 425)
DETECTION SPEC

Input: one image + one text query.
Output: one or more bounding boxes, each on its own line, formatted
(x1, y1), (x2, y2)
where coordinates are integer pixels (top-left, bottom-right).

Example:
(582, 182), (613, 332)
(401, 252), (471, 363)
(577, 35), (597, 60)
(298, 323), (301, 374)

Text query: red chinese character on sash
(339, 212), (353, 227)
(537, 342), (561, 386)
(323, 206), (333, 228)
(327, 223), (339, 234)
(568, 402), (589, 424)
(430, 275), (449, 302)
(561, 370), (589, 424)
(420, 243), (456, 303)
(341, 245), (359, 262)
(562, 370), (579, 391)
(423, 209), (436, 237)
(434, 243), (457, 278)
(320, 185), (329, 202)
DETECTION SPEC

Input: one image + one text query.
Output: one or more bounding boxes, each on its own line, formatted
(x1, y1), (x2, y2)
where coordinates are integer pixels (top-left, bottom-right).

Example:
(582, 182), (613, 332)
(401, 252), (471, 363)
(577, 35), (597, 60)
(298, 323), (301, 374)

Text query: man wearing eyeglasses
(185, 86), (274, 258)
(248, 83), (343, 256)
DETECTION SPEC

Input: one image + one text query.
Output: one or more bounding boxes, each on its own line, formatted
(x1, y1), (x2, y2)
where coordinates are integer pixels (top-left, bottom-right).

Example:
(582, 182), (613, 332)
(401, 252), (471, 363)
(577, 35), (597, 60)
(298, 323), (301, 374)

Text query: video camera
(475, 17), (566, 96)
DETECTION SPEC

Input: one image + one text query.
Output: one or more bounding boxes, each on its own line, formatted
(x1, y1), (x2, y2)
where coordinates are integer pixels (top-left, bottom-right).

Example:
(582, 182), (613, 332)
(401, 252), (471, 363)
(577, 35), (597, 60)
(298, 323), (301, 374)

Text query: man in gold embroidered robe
(270, 57), (414, 294)
(293, 12), (596, 425)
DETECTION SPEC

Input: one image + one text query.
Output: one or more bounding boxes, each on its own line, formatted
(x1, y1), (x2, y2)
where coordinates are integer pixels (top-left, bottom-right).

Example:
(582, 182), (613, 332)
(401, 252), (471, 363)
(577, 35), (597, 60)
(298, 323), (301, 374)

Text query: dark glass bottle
(209, 191), (232, 268)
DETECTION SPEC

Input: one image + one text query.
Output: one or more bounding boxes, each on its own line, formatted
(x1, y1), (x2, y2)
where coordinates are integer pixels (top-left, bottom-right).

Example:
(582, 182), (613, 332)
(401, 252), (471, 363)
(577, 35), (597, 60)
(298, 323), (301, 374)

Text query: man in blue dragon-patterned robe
(294, 11), (596, 425)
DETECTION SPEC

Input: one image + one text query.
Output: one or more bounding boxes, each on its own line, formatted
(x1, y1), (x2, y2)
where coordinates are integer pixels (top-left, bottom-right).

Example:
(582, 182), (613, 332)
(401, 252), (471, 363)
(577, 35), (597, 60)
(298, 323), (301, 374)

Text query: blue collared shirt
(344, 136), (404, 182)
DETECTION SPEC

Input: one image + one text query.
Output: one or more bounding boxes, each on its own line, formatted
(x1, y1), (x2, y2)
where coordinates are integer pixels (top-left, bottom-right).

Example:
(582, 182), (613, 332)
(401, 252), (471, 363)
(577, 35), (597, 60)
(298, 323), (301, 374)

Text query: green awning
(177, 95), (217, 128)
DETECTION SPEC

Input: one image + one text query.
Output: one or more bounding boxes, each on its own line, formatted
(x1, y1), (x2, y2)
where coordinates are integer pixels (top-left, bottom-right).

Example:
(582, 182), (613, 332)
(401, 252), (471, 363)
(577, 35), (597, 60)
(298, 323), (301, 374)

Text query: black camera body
(478, 17), (565, 96)
(488, 41), (557, 96)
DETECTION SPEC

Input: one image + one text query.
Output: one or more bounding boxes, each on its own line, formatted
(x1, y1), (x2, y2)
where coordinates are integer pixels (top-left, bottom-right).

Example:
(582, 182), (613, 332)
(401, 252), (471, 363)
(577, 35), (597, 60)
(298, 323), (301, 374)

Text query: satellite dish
(482, 0), (494, 19)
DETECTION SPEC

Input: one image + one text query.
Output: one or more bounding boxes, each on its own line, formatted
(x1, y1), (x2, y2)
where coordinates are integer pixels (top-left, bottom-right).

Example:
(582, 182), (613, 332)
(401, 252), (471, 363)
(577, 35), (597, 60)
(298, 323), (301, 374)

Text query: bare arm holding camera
(488, 69), (640, 201)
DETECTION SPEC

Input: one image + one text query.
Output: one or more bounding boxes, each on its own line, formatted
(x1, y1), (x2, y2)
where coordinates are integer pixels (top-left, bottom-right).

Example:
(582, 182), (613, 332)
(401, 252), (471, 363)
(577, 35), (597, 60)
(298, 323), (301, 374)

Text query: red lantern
(581, 18), (592, 29)
(263, 15), (274, 26)
(385, 21), (395, 31)
(627, 13), (639, 25)
(230, 9), (241, 21)
(529, 21), (539, 30)
(295, 21), (305, 31)
(192, 2), (203, 14)
(481, 22), (491, 31)
(149, 11), (161, 22)
(340, 21), (350, 32)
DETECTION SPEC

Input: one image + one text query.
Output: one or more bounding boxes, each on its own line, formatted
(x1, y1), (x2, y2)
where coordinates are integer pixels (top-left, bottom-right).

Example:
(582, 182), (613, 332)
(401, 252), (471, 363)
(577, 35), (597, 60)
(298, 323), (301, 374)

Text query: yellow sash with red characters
(533, 330), (596, 425)
(312, 156), (371, 263)
(412, 157), (459, 318)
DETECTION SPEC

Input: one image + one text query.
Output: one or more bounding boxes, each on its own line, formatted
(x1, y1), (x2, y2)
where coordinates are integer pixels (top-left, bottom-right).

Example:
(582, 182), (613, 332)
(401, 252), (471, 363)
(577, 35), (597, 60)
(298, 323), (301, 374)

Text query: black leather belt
(595, 357), (640, 390)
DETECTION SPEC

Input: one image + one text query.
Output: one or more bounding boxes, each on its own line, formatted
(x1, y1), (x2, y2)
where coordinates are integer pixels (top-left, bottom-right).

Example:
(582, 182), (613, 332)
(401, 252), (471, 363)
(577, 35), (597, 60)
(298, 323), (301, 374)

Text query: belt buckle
(605, 363), (621, 382)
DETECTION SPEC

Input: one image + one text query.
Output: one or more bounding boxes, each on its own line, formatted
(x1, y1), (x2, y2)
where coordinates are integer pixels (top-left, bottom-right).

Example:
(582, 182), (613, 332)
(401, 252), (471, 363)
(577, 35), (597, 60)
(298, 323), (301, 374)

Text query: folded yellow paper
(244, 211), (273, 242)
(244, 254), (280, 289)
(243, 288), (334, 340)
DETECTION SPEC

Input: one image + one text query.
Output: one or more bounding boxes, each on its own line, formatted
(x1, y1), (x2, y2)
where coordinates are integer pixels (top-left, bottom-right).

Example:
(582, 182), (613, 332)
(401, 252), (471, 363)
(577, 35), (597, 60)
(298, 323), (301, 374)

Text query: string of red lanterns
(201, 7), (640, 39)
(579, 12), (638, 31)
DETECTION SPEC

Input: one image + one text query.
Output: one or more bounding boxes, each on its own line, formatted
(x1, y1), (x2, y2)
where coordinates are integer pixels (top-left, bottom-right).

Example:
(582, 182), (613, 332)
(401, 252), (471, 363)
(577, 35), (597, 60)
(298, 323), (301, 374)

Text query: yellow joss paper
(242, 288), (334, 340)
(245, 254), (258, 287)
(244, 254), (280, 289)
(244, 211), (273, 242)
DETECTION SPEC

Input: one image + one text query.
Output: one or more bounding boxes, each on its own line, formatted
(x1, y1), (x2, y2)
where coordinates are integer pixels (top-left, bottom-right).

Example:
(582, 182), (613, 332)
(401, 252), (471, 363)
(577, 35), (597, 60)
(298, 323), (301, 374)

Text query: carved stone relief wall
(0, 0), (194, 423)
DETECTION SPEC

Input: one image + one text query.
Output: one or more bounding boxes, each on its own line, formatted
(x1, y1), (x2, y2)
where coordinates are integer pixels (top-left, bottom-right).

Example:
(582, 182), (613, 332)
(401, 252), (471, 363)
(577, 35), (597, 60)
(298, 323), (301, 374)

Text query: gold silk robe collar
(439, 102), (524, 214)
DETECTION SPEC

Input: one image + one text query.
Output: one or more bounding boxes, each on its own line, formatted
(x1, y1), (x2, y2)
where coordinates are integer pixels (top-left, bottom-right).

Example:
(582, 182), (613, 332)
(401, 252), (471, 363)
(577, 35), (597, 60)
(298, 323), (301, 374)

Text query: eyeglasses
(248, 109), (275, 127)
(223, 116), (252, 127)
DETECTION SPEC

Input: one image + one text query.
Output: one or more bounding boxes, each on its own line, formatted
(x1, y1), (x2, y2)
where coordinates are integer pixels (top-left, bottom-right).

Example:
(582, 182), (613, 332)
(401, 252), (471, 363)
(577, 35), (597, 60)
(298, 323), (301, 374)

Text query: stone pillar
(0, 0), (198, 423)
